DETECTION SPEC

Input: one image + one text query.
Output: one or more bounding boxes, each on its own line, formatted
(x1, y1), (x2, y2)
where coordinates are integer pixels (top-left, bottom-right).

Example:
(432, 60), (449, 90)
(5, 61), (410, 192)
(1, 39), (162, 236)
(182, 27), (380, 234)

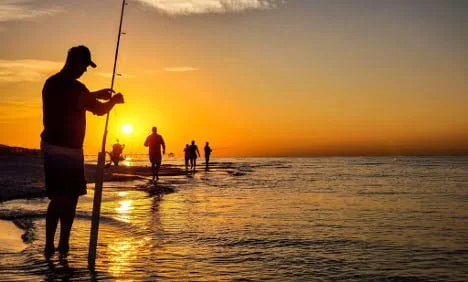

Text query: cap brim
(89, 61), (97, 68)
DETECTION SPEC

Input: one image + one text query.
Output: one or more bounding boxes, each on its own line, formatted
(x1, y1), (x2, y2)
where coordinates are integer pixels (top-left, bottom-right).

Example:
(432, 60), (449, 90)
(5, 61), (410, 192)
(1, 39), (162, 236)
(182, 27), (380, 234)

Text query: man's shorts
(41, 141), (87, 199)
(149, 154), (162, 166)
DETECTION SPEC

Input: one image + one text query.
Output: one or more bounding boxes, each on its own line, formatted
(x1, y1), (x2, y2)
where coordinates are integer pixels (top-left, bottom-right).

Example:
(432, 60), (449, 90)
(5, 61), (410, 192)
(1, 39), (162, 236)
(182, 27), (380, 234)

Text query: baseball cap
(67, 45), (97, 68)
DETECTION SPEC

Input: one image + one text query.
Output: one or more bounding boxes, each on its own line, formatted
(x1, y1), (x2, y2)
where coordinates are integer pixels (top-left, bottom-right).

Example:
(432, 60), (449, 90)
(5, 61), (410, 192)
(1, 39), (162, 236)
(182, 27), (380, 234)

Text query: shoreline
(0, 148), (237, 252)
(0, 153), (187, 203)
(0, 152), (188, 252)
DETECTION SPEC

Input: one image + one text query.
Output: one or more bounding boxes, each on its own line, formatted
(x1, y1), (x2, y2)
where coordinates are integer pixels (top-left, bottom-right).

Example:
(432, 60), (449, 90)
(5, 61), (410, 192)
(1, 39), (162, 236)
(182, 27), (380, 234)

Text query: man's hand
(111, 93), (124, 104)
(94, 88), (114, 100)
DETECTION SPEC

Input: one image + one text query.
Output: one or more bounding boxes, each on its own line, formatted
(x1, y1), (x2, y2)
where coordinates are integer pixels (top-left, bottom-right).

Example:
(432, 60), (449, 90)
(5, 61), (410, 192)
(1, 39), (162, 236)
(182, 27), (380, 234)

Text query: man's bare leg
(44, 198), (60, 259)
(58, 196), (78, 256)
(155, 163), (160, 181)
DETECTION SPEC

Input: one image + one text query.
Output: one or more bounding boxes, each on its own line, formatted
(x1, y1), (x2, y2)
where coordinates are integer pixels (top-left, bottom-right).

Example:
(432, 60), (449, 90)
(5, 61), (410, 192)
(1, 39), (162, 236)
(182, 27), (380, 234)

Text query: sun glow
(122, 124), (133, 135)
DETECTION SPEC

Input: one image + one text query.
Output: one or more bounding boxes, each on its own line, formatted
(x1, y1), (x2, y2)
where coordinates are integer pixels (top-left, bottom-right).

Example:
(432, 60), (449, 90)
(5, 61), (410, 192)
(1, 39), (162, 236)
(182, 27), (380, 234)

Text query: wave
(198, 236), (367, 249)
(357, 190), (416, 195)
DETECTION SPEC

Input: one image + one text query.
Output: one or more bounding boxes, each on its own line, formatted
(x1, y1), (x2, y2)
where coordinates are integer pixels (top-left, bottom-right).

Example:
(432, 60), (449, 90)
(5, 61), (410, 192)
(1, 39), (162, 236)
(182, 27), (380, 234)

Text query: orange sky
(1, 0), (467, 156)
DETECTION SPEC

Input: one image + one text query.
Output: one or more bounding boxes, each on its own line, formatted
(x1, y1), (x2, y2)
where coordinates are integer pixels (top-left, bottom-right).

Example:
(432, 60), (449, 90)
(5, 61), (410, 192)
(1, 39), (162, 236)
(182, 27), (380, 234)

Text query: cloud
(0, 98), (41, 122)
(0, 0), (62, 22)
(134, 0), (281, 15)
(163, 66), (198, 72)
(0, 59), (61, 83)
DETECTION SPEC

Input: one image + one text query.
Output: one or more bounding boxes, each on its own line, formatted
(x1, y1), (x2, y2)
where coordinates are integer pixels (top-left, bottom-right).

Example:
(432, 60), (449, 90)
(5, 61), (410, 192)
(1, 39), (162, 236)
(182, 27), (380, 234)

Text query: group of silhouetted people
(184, 141), (212, 172)
(107, 128), (213, 179)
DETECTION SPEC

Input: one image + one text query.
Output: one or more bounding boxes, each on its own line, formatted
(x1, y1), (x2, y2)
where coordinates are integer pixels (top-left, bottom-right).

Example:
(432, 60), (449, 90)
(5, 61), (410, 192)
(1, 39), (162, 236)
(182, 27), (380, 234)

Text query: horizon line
(1, 144), (467, 158)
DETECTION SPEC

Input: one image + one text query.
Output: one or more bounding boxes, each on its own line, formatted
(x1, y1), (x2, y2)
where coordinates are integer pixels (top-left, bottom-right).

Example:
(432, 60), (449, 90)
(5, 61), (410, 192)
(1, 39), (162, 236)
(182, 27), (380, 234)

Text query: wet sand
(0, 151), (187, 251)
(0, 153), (186, 203)
(0, 220), (28, 252)
(0, 149), (233, 241)
(0, 147), (236, 253)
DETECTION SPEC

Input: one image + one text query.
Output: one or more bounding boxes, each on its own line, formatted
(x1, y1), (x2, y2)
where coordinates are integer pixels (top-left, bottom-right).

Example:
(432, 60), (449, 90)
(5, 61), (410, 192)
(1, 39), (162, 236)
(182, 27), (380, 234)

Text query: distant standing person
(204, 142), (212, 170)
(41, 45), (124, 259)
(144, 126), (166, 182)
(184, 144), (190, 171)
(189, 140), (200, 172)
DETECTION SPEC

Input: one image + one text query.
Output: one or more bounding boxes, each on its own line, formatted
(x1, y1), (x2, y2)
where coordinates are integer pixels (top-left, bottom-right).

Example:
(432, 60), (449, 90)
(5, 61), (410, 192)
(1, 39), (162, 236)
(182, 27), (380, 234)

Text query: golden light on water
(105, 192), (152, 278)
(121, 157), (133, 167)
(107, 236), (152, 277)
(115, 200), (133, 223)
(107, 239), (133, 275)
(122, 124), (133, 135)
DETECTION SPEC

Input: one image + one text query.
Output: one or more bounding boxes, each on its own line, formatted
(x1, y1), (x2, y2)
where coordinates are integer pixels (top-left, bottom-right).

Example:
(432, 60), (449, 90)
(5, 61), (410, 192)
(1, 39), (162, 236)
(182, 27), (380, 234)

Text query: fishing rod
(88, 0), (127, 270)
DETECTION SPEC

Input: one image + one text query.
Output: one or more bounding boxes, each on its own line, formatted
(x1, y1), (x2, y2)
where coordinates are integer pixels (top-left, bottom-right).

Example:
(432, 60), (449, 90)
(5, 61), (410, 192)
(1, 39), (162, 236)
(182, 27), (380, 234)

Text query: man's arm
(144, 136), (149, 147)
(81, 93), (124, 116)
(89, 88), (114, 100)
(161, 137), (166, 154)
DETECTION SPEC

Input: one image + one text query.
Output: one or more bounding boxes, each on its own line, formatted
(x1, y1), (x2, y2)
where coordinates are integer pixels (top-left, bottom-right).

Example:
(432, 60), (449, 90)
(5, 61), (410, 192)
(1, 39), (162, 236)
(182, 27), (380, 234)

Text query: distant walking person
(41, 45), (124, 259)
(144, 126), (166, 182)
(184, 144), (190, 171)
(188, 140), (200, 171)
(204, 142), (212, 170)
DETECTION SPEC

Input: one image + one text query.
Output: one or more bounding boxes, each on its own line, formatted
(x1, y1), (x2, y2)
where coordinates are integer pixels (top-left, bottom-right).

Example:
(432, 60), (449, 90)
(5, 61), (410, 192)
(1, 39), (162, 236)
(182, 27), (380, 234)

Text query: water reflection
(121, 157), (132, 167)
(117, 191), (128, 197)
(115, 200), (133, 223)
(107, 237), (133, 275)
(1, 157), (466, 281)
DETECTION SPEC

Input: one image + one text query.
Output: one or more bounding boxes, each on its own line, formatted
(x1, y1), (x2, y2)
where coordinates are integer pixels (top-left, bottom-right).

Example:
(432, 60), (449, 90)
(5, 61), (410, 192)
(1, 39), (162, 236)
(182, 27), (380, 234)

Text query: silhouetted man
(188, 140), (200, 172)
(204, 142), (212, 170)
(41, 45), (124, 259)
(108, 139), (125, 166)
(144, 126), (166, 181)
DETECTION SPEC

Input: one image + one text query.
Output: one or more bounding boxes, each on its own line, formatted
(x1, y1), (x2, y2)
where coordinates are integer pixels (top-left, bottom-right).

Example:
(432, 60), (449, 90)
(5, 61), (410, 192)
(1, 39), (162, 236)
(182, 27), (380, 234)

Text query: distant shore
(0, 145), (186, 203)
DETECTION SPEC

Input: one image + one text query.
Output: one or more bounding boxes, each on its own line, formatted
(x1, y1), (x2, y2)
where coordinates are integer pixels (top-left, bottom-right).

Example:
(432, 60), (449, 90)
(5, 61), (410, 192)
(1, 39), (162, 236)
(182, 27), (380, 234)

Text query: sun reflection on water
(107, 235), (152, 277)
(121, 157), (133, 167)
(115, 200), (133, 223)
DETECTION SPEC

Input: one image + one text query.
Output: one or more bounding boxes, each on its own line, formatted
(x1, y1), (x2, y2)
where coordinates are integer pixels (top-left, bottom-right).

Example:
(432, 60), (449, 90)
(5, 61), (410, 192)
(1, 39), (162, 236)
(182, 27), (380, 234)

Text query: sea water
(0, 157), (467, 281)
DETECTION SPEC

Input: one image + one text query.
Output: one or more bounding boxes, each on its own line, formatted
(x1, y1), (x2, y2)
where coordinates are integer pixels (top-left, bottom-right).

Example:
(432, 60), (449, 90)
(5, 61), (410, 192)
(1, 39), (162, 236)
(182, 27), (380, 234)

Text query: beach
(0, 148), (187, 255)
(0, 150), (186, 202)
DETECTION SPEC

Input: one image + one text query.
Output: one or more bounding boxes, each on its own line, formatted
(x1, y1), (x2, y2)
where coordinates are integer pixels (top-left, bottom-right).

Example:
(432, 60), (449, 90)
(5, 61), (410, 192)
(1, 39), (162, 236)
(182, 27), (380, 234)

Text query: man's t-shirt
(204, 146), (212, 156)
(145, 134), (165, 156)
(189, 144), (198, 159)
(41, 71), (90, 148)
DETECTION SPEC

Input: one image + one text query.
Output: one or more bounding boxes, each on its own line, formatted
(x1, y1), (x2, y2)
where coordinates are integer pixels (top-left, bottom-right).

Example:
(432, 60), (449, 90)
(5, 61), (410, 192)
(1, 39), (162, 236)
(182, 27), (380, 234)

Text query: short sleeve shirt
(41, 71), (89, 148)
(145, 134), (165, 156)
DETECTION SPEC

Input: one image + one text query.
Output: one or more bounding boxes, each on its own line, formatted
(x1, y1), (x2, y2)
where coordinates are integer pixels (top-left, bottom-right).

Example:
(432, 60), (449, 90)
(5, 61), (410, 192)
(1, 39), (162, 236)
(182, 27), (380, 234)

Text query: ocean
(0, 157), (467, 281)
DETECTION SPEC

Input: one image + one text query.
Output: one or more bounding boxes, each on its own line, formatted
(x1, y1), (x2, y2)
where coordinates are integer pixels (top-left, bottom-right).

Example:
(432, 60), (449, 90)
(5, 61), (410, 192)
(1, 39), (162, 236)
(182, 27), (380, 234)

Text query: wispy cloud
(0, 98), (41, 123)
(0, 59), (61, 83)
(163, 66), (198, 72)
(134, 0), (281, 15)
(0, 0), (62, 22)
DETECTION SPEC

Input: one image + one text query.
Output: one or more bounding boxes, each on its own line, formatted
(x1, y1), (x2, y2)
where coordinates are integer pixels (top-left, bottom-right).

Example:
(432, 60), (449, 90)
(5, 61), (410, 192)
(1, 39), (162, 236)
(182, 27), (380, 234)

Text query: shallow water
(0, 157), (467, 281)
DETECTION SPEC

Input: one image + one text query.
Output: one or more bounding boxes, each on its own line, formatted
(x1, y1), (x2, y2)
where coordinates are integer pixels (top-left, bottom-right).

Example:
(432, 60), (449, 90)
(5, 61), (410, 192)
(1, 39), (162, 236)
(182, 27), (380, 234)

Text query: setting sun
(122, 124), (133, 135)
